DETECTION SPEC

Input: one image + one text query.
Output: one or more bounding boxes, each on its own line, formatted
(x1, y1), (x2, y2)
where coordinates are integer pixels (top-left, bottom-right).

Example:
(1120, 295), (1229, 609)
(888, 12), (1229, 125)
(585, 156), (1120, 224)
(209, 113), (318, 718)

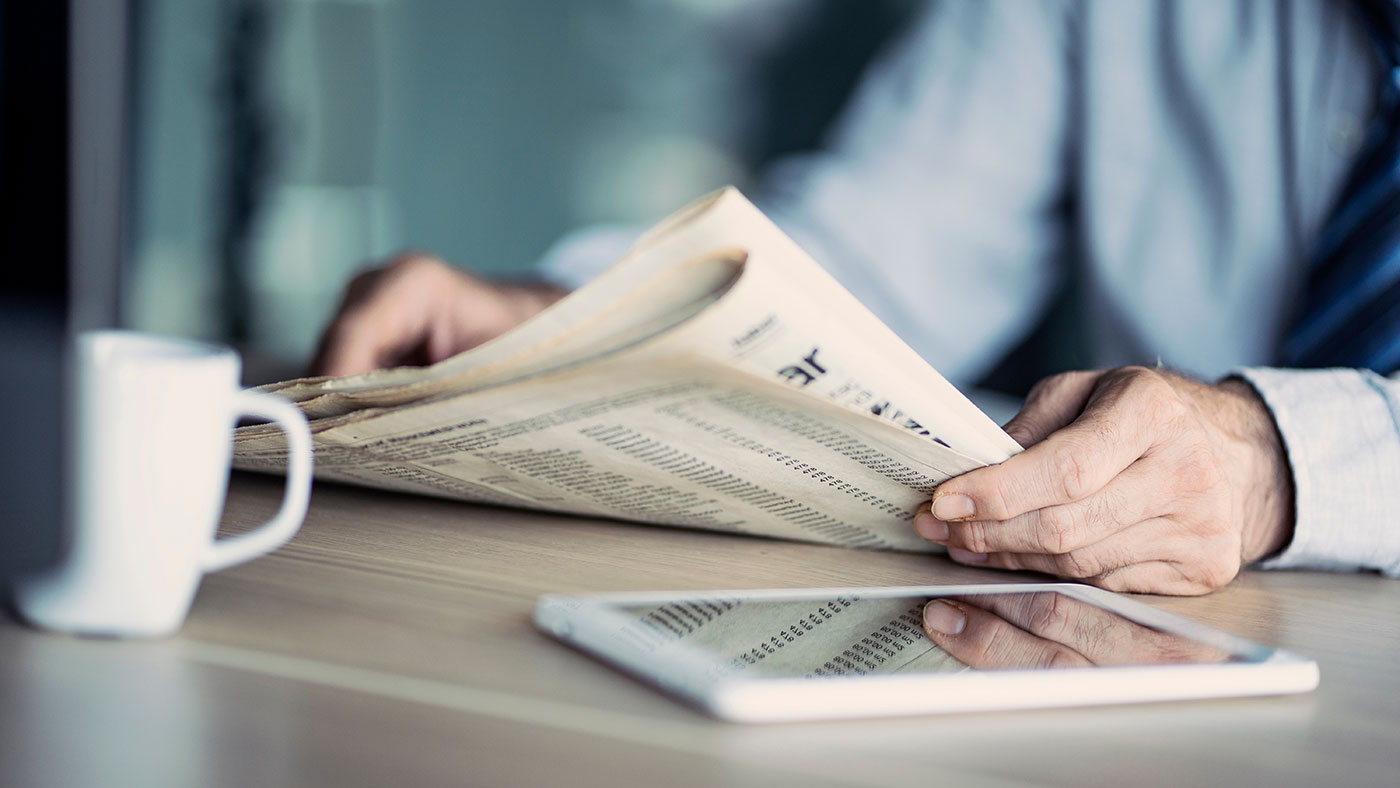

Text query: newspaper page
(237, 352), (982, 551)
(235, 188), (1021, 550)
(254, 188), (1021, 466)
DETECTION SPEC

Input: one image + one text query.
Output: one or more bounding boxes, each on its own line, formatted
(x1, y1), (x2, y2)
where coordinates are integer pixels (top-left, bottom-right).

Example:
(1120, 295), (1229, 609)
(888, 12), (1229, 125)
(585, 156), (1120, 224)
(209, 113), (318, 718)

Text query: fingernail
(913, 513), (949, 541)
(923, 600), (966, 636)
(947, 547), (989, 564)
(933, 493), (975, 521)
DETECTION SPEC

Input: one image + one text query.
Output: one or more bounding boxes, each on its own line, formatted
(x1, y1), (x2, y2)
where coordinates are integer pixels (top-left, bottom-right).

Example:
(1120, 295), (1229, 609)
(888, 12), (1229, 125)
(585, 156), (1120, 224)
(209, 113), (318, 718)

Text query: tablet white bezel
(534, 583), (1319, 723)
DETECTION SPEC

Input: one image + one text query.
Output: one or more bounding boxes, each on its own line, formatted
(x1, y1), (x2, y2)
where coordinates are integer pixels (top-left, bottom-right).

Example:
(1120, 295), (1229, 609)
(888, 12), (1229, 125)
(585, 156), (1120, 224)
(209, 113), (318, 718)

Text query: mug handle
(202, 390), (313, 573)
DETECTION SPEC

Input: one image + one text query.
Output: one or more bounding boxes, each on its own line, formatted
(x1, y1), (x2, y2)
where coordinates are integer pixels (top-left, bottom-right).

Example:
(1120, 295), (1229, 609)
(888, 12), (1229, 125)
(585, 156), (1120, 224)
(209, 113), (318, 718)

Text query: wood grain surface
(3, 472), (1396, 787)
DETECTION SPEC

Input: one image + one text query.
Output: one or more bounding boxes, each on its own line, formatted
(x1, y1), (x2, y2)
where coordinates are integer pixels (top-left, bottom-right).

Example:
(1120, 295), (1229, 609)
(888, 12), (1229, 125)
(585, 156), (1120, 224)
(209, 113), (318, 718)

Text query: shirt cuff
(1235, 367), (1400, 577)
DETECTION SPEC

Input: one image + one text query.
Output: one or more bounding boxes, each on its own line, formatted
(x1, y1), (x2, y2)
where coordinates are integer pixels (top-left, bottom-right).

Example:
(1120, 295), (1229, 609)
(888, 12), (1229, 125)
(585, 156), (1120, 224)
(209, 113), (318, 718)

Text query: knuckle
(1059, 369), (1100, 390)
(977, 477), (1017, 521)
(1176, 495), (1233, 548)
(1138, 378), (1186, 426)
(1053, 548), (1101, 579)
(1094, 485), (1138, 533)
(1121, 365), (1169, 390)
(1023, 377), (1053, 403)
(343, 267), (386, 303)
(1178, 578), (1215, 596)
(1111, 365), (1173, 407)
(1094, 572), (1135, 593)
(1145, 630), (1212, 662)
(1040, 648), (1080, 670)
(326, 309), (370, 340)
(386, 251), (444, 274)
(1034, 505), (1080, 553)
(1174, 445), (1223, 496)
(348, 267), (380, 289)
(386, 253), (460, 292)
(1103, 365), (1154, 394)
(346, 253), (448, 302)
(995, 553), (1023, 571)
(1002, 416), (1036, 447)
(1048, 443), (1090, 501)
(957, 521), (990, 554)
(1198, 555), (1240, 591)
(1150, 644), (1196, 664)
(1032, 372), (1075, 400)
(1027, 593), (1071, 640)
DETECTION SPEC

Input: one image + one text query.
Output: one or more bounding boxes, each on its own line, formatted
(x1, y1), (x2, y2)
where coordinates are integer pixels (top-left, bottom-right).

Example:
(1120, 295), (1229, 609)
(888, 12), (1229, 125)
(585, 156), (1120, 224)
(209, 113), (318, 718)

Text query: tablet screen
(539, 584), (1315, 720)
(610, 590), (1239, 680)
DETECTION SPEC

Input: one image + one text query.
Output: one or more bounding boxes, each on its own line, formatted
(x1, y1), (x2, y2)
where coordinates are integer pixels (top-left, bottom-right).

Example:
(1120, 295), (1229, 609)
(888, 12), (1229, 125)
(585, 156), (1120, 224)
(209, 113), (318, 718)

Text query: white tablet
(534, 583), (1318, 722)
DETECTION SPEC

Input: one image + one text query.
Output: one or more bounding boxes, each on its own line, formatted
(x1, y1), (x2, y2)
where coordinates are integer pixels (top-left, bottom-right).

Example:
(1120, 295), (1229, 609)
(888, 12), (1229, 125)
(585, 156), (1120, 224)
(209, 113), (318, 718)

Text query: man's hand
(920, 592), (1232, 669)
(310, 253), (567, 377)
(913, 367), (1295, 595)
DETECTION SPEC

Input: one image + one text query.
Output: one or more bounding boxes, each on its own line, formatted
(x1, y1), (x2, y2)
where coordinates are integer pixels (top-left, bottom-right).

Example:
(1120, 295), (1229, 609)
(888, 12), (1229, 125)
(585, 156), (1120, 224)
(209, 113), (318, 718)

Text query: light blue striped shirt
(543, 0), (1400, 576)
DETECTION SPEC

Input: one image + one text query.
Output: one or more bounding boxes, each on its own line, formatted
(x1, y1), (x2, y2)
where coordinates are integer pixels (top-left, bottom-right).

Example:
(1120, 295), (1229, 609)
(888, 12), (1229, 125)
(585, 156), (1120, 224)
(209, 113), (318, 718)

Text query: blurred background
(126, 0), (920, 380)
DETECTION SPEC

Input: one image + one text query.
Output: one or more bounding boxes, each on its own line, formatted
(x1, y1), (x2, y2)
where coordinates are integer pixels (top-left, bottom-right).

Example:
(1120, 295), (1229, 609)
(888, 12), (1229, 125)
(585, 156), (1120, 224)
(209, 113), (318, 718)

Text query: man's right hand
(310, 253), (568, 378)
(921, 592), (1231, 669)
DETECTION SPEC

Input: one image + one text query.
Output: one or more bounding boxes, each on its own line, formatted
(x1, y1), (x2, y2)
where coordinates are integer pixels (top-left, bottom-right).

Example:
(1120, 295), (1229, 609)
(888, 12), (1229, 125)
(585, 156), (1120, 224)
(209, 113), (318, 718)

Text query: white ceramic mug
(14, 330), (313, 637)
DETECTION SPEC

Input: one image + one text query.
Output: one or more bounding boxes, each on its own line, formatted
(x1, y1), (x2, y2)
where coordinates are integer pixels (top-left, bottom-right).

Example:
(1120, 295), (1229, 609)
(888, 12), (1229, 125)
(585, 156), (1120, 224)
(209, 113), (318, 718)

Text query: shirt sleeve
(753, 0), (1077, 385)
(1236, 367), (1400, 577)
(540, 0), (1078, 386)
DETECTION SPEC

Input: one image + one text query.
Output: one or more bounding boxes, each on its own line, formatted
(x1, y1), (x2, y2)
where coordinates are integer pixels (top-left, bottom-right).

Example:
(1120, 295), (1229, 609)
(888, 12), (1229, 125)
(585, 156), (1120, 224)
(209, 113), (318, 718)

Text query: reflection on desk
(2, 472), (1398, 787)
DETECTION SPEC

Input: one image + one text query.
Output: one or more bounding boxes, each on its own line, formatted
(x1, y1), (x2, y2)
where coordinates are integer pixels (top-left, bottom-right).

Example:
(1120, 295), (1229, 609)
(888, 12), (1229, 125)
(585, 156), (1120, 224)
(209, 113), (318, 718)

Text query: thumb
(1002, 370), (1103, 447)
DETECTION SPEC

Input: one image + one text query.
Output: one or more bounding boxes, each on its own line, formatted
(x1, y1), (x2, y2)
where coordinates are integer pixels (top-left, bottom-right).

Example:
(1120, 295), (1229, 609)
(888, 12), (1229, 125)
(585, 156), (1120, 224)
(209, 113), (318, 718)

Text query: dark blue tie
(1281, 0), (1400, 373)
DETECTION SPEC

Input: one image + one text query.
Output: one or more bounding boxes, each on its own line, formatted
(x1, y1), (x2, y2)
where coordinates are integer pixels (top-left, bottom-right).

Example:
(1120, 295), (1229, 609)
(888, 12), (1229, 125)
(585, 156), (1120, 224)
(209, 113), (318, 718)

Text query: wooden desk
(3, 473), (1397, 787)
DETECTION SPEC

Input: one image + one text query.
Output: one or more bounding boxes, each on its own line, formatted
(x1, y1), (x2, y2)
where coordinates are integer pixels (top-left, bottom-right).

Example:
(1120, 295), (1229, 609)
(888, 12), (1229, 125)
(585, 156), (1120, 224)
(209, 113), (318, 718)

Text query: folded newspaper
(234, 188), (1022, 552)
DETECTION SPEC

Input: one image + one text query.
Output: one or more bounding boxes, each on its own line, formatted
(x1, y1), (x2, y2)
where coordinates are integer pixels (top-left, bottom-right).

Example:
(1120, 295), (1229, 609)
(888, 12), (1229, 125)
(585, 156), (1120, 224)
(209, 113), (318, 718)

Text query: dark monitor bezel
(0, 0), (130, 583)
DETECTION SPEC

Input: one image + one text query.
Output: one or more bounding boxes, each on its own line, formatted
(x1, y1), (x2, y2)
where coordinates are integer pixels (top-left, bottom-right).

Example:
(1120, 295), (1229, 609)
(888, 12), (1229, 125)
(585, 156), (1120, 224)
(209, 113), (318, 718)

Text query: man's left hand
(913, 367), (1295, 595)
